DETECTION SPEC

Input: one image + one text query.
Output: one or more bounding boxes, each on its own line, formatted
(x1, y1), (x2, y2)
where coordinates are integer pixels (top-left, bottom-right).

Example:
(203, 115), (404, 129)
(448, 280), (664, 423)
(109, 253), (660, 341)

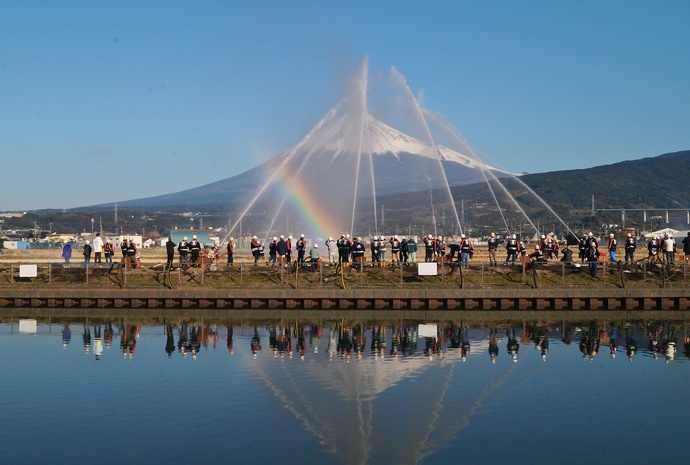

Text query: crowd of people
(67, 229), (690, 277)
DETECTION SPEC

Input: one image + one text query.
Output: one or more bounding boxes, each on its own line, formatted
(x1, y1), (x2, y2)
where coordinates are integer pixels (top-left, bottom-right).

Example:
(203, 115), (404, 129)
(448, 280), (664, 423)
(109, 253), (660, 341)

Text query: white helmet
(300, 234), (305, 238)
(273, 237), (277, 241)
(314, 243), (318, 247)
(252, 235), (257, 240)
(183, 237), (188, 241)
(328, 236), (333, 241)
(192, 235), (197, 239)
(461, 234), (466, 238)
(280, 235), (284, 239)
(512, 234), (516, 239)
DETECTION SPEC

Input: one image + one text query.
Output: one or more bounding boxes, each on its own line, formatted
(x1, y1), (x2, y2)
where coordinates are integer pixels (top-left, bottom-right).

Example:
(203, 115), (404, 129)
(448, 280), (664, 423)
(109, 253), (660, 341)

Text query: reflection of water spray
(391, 66), (462, 236)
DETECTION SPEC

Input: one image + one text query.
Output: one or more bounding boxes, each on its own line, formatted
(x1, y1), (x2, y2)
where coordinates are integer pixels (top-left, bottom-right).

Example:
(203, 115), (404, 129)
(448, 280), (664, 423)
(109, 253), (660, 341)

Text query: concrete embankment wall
(2, 288), (690, 313)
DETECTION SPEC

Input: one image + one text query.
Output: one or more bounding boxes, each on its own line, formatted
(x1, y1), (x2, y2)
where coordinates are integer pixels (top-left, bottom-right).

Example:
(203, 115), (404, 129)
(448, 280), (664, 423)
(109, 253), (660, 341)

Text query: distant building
(4, 240), (31, 250)
(47, 233), (77, 243)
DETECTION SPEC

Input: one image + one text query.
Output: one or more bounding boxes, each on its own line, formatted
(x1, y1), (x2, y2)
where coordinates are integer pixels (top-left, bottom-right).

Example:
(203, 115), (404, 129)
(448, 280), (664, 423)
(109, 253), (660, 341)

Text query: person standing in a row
(92, 232), (104, 264)
(166, 237), (176, 269)
(226, 237), (235, 266)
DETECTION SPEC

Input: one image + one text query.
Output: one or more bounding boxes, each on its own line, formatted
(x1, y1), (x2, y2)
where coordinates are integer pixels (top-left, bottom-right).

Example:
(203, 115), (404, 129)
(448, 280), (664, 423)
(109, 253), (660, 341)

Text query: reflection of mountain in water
(248, 327), (513, 465)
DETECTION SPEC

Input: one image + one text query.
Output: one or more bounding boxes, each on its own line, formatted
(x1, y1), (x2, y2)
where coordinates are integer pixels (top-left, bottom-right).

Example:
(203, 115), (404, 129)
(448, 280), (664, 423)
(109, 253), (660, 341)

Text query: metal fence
(1, 258), (687, 290)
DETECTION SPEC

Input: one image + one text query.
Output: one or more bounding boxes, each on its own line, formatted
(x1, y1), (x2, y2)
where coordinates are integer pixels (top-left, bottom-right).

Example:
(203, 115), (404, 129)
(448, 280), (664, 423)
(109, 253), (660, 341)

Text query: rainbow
(267, 168), (348, 239)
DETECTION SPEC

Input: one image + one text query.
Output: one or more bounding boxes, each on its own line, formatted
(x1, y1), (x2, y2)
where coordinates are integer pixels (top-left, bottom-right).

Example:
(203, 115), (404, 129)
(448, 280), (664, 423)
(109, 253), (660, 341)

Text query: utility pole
(591, 195), (595, 217)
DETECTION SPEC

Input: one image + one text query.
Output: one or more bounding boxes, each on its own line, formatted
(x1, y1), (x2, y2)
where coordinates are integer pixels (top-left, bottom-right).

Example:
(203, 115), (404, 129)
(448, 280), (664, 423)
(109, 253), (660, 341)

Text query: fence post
(319, 261), (323, 285)
(400, 262), (403, 286)
(643, 262), (646, 284)
(201, 262), (204, 285)
(561, 262), (565, 284)
(86, 262), (89, 285)
(48, 263), (52, 285)
(10, 264), (14, 285)
(481, 262), (484, 285)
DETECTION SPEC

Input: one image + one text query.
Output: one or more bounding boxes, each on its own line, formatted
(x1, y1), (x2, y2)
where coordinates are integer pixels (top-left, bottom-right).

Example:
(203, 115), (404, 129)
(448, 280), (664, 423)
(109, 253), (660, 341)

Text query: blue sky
(1, 1), (688, 211)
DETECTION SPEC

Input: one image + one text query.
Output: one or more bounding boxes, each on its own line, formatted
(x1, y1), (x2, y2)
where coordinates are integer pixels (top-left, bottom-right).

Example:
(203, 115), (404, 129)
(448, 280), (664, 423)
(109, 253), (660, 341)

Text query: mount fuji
(104, 112), (513, 210)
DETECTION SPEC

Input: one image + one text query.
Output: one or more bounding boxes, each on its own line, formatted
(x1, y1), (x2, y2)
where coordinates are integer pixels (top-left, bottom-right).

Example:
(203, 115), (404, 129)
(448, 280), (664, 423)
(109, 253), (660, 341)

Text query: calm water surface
(2, 315), (689, 465)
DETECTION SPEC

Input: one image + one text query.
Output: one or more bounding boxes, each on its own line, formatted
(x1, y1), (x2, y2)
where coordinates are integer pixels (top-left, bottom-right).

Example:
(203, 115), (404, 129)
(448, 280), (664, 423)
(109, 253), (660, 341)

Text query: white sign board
(417, 262), (437, 276)
(19, 319), (38, 334)
(19, 264), (38, 278)
(418, 323), (438, 338)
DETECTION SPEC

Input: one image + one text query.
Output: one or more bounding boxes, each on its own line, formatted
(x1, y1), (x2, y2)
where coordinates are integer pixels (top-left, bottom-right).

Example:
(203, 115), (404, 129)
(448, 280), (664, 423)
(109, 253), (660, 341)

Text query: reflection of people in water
(120, 325), (137, 359)
(625, 326), (637, 362)
(188, 326), (202, 360)
(648, 323), (661, 360)
(326, 326), (337, 359)
(94, 325), (103, 360)
(352, 324), (366, 360)
(579, 321), (600, 360)
(390, 326), (401, 357)
(104, 320), (114, 348)
(251, 326), (262, 357)
(275, 325), (292, 358)
(587, 321), (600, 360)
(370, 326), (386, 359)
(297, 324), (307, 360)
(424, 336), (440, 360)
(506, 328), (520, 362)
(226, 326), (234, 355)
(403, 326), (417, 356)
(540, 333), (549, 361)
(82, 323), (91, 354)
(461, 326), (470, 362)
(561, 322), (576, 346)
(310, 324), (321, 354)
(661, 323), (677, 363)
(489, 328), (499, 364)
(203, 325), (218, 351)
(608, 324), (618, 358)
(531, 324), (549, 360)
(178, 325), (189, 357)
(165, 324), (175, 358)
(337, 325), (352, 361)
(449, 324), (461, 350)
(62, 323), (71, 348)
